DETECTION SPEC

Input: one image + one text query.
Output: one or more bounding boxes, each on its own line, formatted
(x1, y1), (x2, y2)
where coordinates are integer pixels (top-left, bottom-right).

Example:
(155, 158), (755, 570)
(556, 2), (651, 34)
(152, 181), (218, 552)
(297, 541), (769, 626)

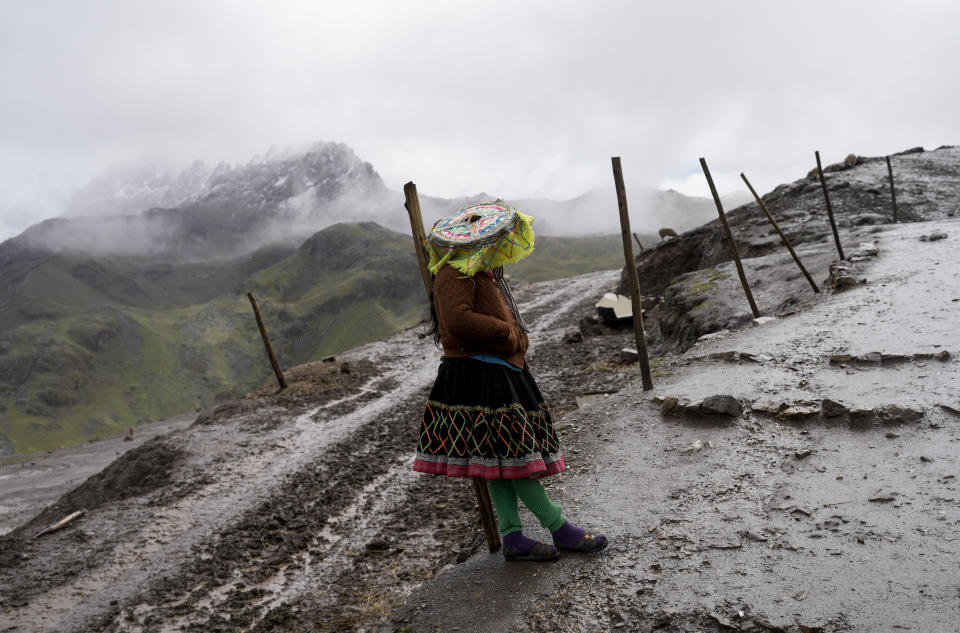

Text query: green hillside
(0, 224), (632, 458)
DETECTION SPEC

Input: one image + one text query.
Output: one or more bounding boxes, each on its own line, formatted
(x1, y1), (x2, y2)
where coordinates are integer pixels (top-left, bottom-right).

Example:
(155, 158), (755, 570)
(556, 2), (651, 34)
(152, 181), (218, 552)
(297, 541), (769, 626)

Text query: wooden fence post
(699, 158), (760, 318)
(741, 172), (820, 294)
(610, 157), (654, 391)
(247, 292), (288, 390)
(815, 151), (846, 260)
(403, 182), (502, 554)
(885, 156), (899, 223)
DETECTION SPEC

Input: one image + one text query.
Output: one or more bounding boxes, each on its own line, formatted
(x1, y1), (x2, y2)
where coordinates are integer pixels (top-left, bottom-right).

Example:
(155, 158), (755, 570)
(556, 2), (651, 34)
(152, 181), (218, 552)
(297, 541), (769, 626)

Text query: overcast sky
(1, 0), (957, 241)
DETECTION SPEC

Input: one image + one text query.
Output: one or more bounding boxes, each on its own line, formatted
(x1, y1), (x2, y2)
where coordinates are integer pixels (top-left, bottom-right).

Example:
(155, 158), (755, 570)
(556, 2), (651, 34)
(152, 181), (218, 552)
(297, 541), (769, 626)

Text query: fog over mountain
(5, 141), (750, 261)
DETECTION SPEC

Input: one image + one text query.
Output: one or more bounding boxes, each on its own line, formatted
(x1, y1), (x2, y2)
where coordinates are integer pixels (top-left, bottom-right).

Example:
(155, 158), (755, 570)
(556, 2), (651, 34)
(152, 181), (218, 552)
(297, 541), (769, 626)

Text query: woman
(412, 201), (607, 562)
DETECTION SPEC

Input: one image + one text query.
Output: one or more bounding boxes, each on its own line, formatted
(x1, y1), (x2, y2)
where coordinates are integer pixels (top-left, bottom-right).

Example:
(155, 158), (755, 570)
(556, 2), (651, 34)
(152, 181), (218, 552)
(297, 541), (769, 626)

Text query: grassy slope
(0, 224), (631, 456)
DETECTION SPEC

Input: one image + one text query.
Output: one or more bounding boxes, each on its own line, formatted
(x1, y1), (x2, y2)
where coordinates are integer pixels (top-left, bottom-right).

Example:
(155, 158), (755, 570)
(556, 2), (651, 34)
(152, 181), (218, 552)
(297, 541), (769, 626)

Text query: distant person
(413, 201), (607, 561)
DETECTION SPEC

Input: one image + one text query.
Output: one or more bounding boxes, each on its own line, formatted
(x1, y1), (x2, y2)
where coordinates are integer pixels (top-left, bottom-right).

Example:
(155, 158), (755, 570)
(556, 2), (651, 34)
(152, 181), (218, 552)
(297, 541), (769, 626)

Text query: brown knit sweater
(433, 265), (529, 368)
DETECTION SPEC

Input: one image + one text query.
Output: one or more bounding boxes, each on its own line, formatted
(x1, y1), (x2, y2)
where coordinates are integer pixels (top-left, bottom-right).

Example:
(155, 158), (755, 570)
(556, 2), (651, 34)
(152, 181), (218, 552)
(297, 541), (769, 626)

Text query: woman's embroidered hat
(425, 200), (535, 276)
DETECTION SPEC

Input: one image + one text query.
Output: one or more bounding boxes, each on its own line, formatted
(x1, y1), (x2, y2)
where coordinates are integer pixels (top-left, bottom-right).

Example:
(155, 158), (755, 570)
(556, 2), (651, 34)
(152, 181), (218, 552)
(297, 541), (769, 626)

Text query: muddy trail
(0, 269), (641, 633)
(1, 146), (958, 633)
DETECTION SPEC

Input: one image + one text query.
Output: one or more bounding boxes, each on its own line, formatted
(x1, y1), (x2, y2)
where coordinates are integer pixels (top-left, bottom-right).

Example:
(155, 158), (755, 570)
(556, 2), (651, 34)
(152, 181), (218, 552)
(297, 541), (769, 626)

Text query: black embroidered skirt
(413, 357), (565, 479)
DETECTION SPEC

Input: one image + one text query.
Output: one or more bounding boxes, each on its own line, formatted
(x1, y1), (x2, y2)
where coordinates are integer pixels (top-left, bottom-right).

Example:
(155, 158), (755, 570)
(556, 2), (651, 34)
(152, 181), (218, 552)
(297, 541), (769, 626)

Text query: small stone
(884, 431), (901, 439)
(752, 399), (785, 415)
(868, 491), (897, 503)
(680, 440), (705, 454)
(934, 350), (951, 361)
(619, 347), (639, 362)
(859, 351), (882, 364)
(927, 231), (948, 241)
(661, 397), (679, 416)
(700, 395), (742, 417)
(821, 399), (849, 418)
(696, 329), (730, 342)
(562, 328), (583, 344)
(739, 530), (768, 542)
(780, 405), (820, 421)
(877, 405), (924, 424)
(578, 316), (604, 337)
(752, 316), (777, 327)
(829, 353), (853, 364)
(795, 449), (813, 460)
(920, 456), (934, 463)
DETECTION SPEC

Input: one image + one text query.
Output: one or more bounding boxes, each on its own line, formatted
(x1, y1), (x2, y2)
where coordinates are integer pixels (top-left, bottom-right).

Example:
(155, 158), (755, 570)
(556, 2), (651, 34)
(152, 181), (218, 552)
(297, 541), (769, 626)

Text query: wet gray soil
(1, 206), (958, 631)
(396, 219), (960, 633)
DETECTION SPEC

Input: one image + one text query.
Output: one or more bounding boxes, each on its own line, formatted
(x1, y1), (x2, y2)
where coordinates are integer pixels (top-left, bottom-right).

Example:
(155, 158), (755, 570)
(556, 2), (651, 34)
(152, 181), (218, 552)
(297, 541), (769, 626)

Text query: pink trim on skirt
(413, 455), (565, 480)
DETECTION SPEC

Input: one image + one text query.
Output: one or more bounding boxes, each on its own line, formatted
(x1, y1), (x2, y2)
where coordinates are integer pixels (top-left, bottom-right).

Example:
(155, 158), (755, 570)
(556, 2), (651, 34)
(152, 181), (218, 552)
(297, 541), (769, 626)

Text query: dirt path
(0, 269), (637, 633)
(395, 219), (960, 632)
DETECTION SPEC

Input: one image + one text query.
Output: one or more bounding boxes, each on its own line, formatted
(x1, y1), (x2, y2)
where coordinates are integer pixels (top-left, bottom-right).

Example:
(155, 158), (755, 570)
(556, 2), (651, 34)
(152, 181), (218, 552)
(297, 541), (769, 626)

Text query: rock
(365, 538), (391, 551)
(340, 362), (351, 374)
(829, 353), (853, 364)
(884, 431), (901, 439)
(700, 395), (742, 417)
(661, 397), (679, 416)
(880, 353), (909, 364)
(829, 262), (858, 289)
(738, 529), (768, 542)
(868, 491), (897, 503)
(934, 350), (951, 361)
(680, 440), (712, 454)
(752, 399), (786, 415)
(877, 405), (924, 423)
(619, 347), (639, 362)
(696, 329), (730, 342)
(849, 408), (876, 426)
(844, 153), (858, 167)
(928, 231), (948, 241)
(751, 316), (777, 327)
(795, 449), (813, 460)
(562, 328), (583, 344)
(578, 315), (604, 337)
(780, 406), (820, 421)
(859, 351), (882, 364)
(821, 399), (849, 418)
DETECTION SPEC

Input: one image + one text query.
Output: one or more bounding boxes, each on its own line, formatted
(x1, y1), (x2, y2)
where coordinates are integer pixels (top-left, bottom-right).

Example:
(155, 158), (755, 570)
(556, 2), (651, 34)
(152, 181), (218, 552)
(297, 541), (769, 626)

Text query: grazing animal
(844, 153), (858, 168)
(659, 227), (678, 241)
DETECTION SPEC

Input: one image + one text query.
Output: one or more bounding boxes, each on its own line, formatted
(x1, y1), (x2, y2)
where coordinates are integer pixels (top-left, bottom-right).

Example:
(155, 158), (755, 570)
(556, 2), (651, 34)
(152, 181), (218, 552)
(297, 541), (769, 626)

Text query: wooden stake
(741, 172), (820, 294)
(403, 181), (501, 554)
(247, 292), (288, 390)
(815, 151), (846, 260)
(699, 158), (760, 318)
(402, 182), (434, 301)
(632, 232), (644, 251)
(885, 156), (899, 223)
(611, 157), (654, 391)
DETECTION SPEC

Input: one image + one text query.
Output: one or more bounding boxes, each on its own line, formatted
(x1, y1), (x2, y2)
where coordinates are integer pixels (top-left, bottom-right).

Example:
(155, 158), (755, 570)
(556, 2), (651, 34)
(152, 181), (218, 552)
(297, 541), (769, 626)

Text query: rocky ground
(1, 147), (958, 633)
(398, 217), (960, 633)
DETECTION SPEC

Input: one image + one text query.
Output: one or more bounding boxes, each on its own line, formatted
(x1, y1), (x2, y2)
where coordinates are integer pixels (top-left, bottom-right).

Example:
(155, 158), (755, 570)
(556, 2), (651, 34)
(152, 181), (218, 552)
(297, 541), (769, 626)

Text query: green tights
(487, 478), (567, 537)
